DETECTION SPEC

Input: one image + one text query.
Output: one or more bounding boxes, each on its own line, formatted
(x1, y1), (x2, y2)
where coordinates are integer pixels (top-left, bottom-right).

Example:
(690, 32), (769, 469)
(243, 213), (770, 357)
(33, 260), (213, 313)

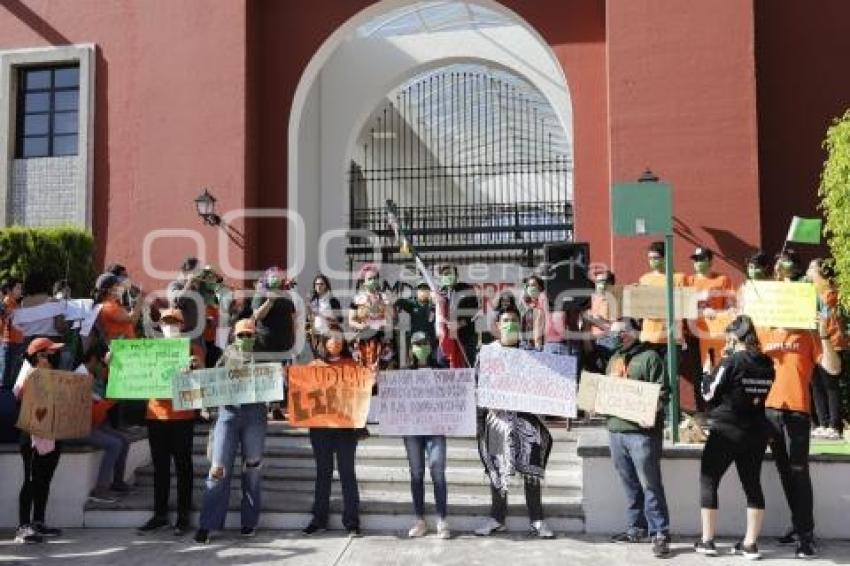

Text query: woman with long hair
(308, 273), (342, 358)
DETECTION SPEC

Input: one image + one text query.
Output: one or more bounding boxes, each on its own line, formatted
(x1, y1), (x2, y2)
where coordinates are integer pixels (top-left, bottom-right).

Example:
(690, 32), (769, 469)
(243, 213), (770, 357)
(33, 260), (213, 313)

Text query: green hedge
(0, 226), (96, 297)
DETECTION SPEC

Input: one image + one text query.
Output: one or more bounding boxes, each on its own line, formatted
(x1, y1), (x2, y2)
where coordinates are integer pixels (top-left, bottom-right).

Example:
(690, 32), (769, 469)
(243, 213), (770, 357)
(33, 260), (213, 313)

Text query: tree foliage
(819, 109), (850, 311)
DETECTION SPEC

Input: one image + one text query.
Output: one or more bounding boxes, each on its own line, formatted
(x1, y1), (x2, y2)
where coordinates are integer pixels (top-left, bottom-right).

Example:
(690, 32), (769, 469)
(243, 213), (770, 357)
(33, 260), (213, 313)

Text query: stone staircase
(84, 422), (585, 534)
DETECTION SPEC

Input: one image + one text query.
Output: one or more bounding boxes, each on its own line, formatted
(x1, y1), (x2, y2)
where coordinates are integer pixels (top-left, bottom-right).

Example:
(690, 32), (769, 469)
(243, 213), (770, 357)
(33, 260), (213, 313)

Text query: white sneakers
(408, 518), (451, 539)
(813, 427), (842, 440)
(475, 517), (506, 536)
(531, 520), (555, 539)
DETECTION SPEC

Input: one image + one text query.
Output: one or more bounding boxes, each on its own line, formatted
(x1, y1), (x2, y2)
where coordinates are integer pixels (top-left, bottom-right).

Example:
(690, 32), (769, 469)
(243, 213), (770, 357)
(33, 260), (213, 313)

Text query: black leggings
(700, 430), (766, 509)
(19, 440), (61, 526)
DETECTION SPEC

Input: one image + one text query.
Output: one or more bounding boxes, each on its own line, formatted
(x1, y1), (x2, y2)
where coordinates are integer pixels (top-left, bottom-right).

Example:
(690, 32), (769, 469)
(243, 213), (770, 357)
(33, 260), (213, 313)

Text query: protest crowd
(0, 233), (846, 561)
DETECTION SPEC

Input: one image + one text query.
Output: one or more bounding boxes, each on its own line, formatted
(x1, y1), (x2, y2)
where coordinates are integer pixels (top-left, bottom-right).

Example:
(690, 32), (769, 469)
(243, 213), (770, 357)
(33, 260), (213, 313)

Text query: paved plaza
(2, 530), (850, 565)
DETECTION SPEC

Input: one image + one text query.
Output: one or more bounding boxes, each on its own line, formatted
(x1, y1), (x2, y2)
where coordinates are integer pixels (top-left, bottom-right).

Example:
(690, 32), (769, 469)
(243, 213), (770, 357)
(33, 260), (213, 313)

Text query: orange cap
(27, 337), (64, 356)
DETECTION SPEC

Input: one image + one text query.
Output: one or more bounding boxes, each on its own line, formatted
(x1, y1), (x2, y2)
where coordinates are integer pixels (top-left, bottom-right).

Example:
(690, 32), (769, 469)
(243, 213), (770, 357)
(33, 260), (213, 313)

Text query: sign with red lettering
(287, 363), (376, 428)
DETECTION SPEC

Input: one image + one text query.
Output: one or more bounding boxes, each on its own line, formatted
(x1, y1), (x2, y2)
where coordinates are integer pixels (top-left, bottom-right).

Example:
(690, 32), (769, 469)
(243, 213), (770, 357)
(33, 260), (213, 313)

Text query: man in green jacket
(605, 317), (671, 558)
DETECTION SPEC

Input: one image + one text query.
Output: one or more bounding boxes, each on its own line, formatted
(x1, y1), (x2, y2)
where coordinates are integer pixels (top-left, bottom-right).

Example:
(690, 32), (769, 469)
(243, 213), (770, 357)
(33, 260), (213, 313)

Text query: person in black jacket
(694, 315), (775, 559)
(436, 264), (479, 368)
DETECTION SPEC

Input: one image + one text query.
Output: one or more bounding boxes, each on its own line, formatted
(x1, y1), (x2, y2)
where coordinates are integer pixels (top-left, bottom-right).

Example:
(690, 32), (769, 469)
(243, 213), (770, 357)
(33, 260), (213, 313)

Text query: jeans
(19, 437), (61, 526)
(66, 424), (130, 488)
(811, 366), (842, 432)
(490, 478), (544, 523)
(1, 342), (25, 389)
(609, 430), (670, 536)
(199, 404), (268, 530)
(403, 435), (448, 519)
(309, 428), (359, 529)
(147, 419), (195, 520)
(765, 409), (814, 538)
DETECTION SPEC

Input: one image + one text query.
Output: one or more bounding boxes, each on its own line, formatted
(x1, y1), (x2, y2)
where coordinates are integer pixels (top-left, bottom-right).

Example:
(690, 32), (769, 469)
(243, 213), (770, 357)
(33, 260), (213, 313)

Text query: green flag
(786, 216), (822, 244)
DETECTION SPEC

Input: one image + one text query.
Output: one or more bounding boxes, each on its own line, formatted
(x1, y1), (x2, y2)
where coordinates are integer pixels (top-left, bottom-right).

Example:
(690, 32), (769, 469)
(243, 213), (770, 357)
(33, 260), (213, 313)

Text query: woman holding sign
(404, 331), (451, 539)
(194, 318), (269, 544)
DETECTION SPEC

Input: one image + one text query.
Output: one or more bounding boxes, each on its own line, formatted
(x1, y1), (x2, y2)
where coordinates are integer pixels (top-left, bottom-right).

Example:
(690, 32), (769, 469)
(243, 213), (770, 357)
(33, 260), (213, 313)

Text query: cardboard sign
(17, 369), (92, 440)
(742, 281), (817, 330)
(106, 338), (190, 399)
(287, 364), (376, 428)
(376, 369), (476, 437)
(577, 371), (661, 428)
(172, 363), (285, 409)
(623, 285), (697, 320)
(476, 344), (577, 418)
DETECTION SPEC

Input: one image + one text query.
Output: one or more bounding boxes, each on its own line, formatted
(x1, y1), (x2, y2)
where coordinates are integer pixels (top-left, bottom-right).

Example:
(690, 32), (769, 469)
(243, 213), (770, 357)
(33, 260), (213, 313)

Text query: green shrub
(819, 109), (850, 311)
(0, 226), (95, 297)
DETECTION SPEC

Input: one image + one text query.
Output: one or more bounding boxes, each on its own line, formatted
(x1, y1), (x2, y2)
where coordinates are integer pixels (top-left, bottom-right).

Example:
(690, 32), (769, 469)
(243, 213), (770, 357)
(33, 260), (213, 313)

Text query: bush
(0, 226), (96, 297)
(819, 109), (850, 311)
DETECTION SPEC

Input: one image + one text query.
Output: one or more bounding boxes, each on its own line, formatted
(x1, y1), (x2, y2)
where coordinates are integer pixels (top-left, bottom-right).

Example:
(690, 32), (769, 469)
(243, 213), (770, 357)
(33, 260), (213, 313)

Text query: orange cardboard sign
(287, 364), (375, 428)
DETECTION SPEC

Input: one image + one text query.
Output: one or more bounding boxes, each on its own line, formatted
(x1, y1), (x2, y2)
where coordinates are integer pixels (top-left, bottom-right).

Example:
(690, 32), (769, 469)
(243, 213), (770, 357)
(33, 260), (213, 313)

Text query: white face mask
(161, 325), (181, 339)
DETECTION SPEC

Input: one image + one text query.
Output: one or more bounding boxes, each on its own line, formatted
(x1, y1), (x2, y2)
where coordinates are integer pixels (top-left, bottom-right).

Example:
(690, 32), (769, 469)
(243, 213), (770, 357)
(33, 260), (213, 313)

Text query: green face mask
(693, 260), (710, 275)
(411, 344), (432, 362)
(235, 337), (255, 352)
(649, 258), (664, 272)
(267, 277), (281, 290)
(595, 282), (607, 293)
(526, 286), (541, 299)
(747, 266), (763, 280)
(500, 321), (520, 344)
(364, 278), (380, 291)
(441, 275), (457, 288)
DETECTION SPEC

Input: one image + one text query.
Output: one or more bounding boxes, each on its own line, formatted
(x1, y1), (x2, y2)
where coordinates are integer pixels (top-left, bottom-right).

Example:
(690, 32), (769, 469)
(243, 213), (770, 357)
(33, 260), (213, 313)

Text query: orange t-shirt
(146, 342), (204, 421)
(588, 294), (613, 337)
(638, 271), (687, 344)
(761, 328), (822, 413)
(98, 299), (136, 340)
(1, 296), (24, 344)
(688, 273), (734, 365)
(821, 289), (848, 351)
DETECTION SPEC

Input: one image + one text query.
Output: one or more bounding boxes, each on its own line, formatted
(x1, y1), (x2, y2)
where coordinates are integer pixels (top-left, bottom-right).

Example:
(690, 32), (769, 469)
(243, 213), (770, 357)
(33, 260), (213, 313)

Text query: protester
(302, 332), (362, 536)
(475, 307), (554, 539)
(18, 273), (65, 347)
(581, 270), (617, 372)
(605, 317), (671, 558)
(349, 264), (393, 369)
(695, 315), (775, 559)
(138, 308), (202, 536)
(404, 331), (450, 539)
(687, 247), (734, 368)
(761, 304), (841, 558)
(94, 273), (142, 343)
(167, 258), (208, 346)
(308, 273), (343, 358)
(773, 249), (804, 282)
(485, 289), (518, 345)
(395, 281), (437, 363)
(807, 259), (847, 440)
(521, 275), (547, 350)
(52, 279), (83, 370)
(13, 337), (87, 543)
(251, 266), (298, 364)
(194, 318), (269, 544)
(436, 264), (479, 367)
(638, 241), (687, 355)
(745, 251), (771, 281)
(1, 277), (25, 388)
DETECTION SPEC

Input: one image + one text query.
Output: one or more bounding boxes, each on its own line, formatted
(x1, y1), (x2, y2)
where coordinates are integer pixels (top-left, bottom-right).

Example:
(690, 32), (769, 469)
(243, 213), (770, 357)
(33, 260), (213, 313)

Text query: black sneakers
(611, 529), (648, 543)
(138, 516), (169, 533)
(652, 534), (671, 558)
(31, 522), (62, 537)
(694, 539), (718, 556)
(731, 541), (761, 560)
(193, 529), (210, 544)
(301, 522), (326, 536)
(240, 526), (257, 538)
(173, 517), (190, 536)
(795, 538), (818, 560)
(777, 528), (797, 545)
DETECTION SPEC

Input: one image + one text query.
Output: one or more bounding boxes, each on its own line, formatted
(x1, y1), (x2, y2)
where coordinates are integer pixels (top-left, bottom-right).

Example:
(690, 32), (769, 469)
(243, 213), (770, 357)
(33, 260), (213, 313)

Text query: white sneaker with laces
(408, 519), (428, 538)
(437, 519), (451, 539)
(531, 520), (555, 539)
(475, 517), (505, 536)
(824, 428), (842, 440)
(812, 427), (826, 438)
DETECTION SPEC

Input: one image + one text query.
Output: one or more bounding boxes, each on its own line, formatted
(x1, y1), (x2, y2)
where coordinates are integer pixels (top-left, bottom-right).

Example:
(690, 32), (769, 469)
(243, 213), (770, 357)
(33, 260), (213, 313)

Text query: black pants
(309, 428), (360, 529)
(147, 419), (195, 520)
(19, 439), (61, 526)
(811, 366), (843, 432)
(699, 430), (766, 509)
(490, 478), (544, 523)
(765, 409), (814, 538)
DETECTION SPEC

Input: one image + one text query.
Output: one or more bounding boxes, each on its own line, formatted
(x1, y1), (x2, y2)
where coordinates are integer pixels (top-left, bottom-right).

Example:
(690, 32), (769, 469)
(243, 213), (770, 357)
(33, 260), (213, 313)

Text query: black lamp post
(194, 188), (221, 226)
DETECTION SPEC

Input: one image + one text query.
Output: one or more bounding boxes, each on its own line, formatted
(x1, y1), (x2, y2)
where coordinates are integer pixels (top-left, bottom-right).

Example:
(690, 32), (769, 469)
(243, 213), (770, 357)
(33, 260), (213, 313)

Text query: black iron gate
(347, 65), (573, 269)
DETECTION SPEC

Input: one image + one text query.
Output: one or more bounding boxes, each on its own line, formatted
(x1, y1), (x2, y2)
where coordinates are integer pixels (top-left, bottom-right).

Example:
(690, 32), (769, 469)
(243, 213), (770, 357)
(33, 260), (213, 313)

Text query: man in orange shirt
(637, 242), (687, 365)
(1, 277), (25, 388)
(760, 315), (840, 559)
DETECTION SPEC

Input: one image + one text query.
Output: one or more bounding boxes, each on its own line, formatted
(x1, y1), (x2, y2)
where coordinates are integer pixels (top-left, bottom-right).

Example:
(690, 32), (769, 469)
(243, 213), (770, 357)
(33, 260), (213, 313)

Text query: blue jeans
(199, 404), (268, 530)
(66, 424), (130, 488)
(403, 435), (448, 519)
(608, 430), (670, 536)
(1, 342), (25, 389)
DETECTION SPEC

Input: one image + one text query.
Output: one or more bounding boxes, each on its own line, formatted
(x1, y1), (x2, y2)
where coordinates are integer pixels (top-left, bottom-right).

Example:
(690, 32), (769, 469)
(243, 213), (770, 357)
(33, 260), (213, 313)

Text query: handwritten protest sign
(742, 281), (816, 329)
(577, 371), (661, 428)
(288, 364), (376, 428)
(17, 369), (92, 440)
(106, 338), (190, 399)
(376, 369), (476, 436)
(476, 344), (577, 418)
(623, 286), (697, 320)
(172, 363), (285, 410)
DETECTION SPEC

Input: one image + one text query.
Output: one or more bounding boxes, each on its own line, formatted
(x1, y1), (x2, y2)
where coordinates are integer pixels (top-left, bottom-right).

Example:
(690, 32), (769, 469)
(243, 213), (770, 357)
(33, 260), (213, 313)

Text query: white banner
(476, 343), (577, 417)
(376, 368), (476, 437)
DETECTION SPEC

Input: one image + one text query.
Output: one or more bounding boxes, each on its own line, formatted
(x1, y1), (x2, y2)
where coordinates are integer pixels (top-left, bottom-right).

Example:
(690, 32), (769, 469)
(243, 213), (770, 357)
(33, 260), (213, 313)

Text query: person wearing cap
(638, 241), (687, 352)
(94, 273), (142, 342)
(604, 317), (671, 558)
(12, 337), (88, 543)
(194, 318), (269, 544)
(694, 315), (775, 559)
(138, 308), (203, 537)
(403, 330), (450, 539)
(395, 281), (436, 364)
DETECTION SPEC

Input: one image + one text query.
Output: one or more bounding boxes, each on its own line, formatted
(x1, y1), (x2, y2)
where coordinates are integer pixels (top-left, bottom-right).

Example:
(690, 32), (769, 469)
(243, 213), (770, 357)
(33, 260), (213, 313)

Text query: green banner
(786, 216), (822, 244)
(106, 338), (191, 399)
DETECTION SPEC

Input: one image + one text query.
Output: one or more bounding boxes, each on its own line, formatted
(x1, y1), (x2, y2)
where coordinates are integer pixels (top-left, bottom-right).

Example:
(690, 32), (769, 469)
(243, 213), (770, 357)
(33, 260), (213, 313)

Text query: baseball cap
(27, 337), (64, 356)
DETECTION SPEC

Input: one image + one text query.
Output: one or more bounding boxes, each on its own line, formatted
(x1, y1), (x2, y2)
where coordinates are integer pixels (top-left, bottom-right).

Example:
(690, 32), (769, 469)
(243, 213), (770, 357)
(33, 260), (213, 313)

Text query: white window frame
(0, 44), (95, 228)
